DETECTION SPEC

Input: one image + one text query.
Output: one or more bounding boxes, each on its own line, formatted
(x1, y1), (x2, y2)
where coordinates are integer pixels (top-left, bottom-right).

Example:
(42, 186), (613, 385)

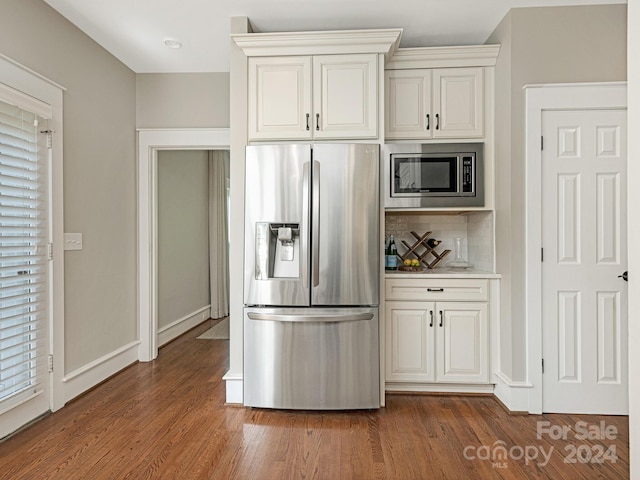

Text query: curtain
(208, 150), (230, 318)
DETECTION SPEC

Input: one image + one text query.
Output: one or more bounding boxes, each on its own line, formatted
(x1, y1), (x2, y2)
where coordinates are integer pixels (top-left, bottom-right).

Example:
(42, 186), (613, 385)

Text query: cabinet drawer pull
(427, 288), (444, 292)
(316, 113), (320, 131)
(429, 310), (433, 327)
(426, 114), (430, 130)
(439, 310), (443, 327)
(306, 113), (310, 131)
(435, 113), (440, 130)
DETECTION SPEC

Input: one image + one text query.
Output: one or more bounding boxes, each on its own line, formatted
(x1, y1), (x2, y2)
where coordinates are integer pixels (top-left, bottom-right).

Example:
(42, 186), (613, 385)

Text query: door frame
(524, 82), (627, 413)
(0, 54), (65, 433)
(137, 128), (230, 362)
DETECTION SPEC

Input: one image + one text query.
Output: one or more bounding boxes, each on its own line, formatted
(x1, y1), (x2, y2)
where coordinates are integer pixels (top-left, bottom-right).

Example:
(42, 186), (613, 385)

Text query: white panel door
(436, 302), (488, 383)
(433, 68), (483, 138)
(385, 301), (435, 382)
(384, 69), (432, 139)
(313, 54), (377, 139)
(248, 56), (312, 141)
(542, 109), (628, 414)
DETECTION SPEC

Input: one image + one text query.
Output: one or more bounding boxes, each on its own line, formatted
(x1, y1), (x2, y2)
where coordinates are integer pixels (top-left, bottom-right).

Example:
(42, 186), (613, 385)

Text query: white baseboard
(63, 340), (140, 403)
(386, 382), (495, 394)
(493, 371), (534, 413)
(223, 370), (243, 404)
(158, 306), (210, 347)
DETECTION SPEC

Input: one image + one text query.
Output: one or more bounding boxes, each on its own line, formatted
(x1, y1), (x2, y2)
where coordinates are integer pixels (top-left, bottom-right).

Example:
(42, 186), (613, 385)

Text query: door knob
(618, 271), (628, 282)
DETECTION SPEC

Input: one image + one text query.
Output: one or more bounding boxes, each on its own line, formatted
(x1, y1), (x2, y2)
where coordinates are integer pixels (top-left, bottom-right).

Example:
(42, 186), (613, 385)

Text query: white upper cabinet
(248, 53), (378, 141)
(384, 69), (432, 139)
(313, 55), (377, 139)
(385, 67), (483, 140)
(248, 56), (312, 140)
(433, 68), (483, 138)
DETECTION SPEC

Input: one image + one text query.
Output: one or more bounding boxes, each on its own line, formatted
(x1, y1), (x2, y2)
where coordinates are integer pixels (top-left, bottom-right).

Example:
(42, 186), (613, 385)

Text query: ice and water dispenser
(254, 222), (300, 279)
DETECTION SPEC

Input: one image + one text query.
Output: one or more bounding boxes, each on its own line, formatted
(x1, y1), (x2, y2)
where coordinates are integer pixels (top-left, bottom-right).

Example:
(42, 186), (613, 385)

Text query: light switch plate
(64, 233), (83, 251)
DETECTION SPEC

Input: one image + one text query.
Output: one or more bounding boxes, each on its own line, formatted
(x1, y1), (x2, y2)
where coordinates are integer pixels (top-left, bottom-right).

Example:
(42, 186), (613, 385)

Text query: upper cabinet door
(312, 54), (378, 139)
(385, 69), (432, 139)
(385, 66), (484, 140)
(432, 67), (483, 138)
(248, 56), (312, 141)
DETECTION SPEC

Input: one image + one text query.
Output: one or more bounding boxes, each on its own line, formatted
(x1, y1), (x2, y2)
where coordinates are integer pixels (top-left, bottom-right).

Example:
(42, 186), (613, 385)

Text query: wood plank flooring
(0, 321), (629, 479)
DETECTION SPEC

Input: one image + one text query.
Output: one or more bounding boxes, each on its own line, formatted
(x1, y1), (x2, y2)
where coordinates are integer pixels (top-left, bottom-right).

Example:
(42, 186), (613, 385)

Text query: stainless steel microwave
(383, 143), (484, 208)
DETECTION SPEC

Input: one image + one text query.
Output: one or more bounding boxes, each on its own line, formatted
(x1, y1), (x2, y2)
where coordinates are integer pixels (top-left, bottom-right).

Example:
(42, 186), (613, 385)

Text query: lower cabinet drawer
(386, 278), (488, 302)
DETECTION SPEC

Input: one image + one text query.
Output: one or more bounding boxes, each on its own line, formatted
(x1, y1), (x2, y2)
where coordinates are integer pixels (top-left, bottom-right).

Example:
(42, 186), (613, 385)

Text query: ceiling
(43, 0), (625, 73)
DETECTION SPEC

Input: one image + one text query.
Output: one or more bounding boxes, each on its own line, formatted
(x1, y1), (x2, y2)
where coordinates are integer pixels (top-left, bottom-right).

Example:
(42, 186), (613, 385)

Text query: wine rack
(398, 231), (451, 269)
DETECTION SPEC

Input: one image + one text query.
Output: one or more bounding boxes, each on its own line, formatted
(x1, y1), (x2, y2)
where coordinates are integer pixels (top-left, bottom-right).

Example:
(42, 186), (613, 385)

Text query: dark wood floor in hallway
(0, 321), (629, 479)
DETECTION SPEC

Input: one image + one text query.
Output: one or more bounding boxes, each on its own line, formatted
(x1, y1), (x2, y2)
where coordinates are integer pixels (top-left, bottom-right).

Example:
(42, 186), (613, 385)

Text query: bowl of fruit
(399, 258), (424, 272)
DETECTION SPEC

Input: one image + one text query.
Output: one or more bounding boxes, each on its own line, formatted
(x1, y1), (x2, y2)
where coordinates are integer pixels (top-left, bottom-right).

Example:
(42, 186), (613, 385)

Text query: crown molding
(386, 44), (501, 70)
(232, 28), (404, 63)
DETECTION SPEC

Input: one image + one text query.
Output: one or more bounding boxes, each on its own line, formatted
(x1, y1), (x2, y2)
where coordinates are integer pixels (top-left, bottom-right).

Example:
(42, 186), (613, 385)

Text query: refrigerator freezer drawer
(244, 307), (380, 410)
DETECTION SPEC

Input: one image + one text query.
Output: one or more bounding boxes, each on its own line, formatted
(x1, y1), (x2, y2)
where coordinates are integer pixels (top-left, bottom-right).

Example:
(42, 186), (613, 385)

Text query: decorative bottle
(386, 235), (398, 270)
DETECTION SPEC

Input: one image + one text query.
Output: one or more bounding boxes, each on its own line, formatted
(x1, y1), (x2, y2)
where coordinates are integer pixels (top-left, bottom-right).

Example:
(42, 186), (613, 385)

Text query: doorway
(524, 83), (627, 414)
(137, 129), (230, 362)
(156, 150), (230, 347)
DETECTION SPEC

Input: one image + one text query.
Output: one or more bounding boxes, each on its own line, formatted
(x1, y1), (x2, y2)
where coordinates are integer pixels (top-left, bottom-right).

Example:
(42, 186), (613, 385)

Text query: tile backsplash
(385, 212), (494, 271)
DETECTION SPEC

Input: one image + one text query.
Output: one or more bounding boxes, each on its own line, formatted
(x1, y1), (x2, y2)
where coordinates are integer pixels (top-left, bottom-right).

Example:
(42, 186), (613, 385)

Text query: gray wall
(487, 4), (627, 382)
(136, 73), (230, 128)
(0, 0), (137, 373)
(157, 151), (210, 328)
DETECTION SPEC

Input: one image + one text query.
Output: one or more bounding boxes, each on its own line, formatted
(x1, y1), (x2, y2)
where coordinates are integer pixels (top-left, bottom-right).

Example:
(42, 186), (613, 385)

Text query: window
(0, 97), (49, 411)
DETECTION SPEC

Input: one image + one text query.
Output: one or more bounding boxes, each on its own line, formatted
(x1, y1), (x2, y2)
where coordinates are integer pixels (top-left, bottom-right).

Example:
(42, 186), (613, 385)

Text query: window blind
(0, 98), (48, 408)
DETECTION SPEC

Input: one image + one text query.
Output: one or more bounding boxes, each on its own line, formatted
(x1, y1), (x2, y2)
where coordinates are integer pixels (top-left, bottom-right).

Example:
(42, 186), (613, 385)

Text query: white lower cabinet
(385, 279), (490, 387)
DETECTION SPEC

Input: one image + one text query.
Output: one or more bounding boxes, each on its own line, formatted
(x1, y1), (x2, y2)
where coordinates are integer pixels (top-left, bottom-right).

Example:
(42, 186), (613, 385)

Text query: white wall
(136, 73), (230, 128)
(157, 150), (210, 329)
(0, 0), (137, 375)
(487, 4), (627, 382)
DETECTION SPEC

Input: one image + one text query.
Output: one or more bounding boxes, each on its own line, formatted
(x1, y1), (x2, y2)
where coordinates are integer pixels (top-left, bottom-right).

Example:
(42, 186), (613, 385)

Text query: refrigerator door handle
(301, 161), (310, 289)
(247, 312), (374, 323)
(312, 160), (320, 287)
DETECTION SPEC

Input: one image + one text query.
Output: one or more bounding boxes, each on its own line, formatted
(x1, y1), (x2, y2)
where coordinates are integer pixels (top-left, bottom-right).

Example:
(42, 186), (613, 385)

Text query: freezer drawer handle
(427, 288), (444, 292)
(247, 312), (374, 323)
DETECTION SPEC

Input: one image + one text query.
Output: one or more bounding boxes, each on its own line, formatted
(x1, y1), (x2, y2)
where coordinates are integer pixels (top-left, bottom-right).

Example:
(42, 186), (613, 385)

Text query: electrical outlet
(64, 233), (83, 251)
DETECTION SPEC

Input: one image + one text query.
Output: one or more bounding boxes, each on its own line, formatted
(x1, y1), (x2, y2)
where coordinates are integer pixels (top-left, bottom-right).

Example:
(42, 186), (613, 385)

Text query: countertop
(385, 268), (501, 279)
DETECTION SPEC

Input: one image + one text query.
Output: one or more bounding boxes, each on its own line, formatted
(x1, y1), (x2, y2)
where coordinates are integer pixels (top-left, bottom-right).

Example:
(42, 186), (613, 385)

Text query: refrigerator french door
(243, 144), (380, 409)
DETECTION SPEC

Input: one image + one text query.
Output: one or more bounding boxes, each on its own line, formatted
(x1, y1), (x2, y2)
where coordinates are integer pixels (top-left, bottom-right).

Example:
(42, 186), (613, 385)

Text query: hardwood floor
(0, 322), (629, 479)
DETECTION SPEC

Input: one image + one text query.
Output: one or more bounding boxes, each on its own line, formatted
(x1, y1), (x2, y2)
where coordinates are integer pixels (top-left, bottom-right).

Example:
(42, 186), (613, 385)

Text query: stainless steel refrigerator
(243, 143), (380, 410)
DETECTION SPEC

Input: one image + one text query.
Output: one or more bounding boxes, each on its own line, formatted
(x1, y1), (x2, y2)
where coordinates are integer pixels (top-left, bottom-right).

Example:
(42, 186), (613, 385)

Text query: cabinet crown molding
(386, 44), (501, 70)
(232, 28), (403, 62)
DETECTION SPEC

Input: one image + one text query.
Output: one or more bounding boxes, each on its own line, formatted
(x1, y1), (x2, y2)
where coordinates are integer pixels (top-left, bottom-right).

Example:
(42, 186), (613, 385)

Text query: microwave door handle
(312, 160), (320, 287)
(301, 162), (310, 289)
